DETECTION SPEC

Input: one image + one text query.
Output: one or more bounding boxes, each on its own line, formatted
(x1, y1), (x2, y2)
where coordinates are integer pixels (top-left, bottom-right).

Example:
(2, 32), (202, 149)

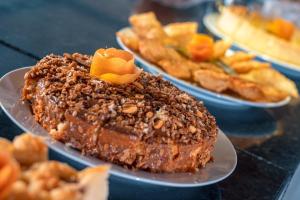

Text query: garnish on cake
(90, 48), (141, 84)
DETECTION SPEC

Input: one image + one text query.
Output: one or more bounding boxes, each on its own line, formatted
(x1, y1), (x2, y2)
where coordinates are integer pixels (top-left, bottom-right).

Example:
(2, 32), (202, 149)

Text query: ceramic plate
(116, 29), (290, 109)
(203, 13), (300, 81)
(0, 67), (237, 187)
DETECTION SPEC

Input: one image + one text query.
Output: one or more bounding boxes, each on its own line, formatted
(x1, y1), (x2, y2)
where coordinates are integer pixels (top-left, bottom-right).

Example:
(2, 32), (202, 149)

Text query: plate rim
(0, 67), (237, 187)
(116, 29), (291, 108)
(203, 13), (300, 73)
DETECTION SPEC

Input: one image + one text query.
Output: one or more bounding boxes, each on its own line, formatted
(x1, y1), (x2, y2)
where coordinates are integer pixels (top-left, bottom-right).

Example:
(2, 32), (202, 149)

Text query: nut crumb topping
(23, 53), (217, 145)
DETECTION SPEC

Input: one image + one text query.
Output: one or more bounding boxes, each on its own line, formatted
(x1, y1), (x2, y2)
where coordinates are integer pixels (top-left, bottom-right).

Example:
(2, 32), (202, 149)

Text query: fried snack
(240, 68), (299, 98)
(139, 39), (191, 79)
(229, 77), (266, 101)
(164, 22), (198, 38)
(0, 152), (20, 200)
(193, 69), (230, 93)
(138, 39), (183, 62)
(121, 12), (299, 102)
(196, 62), (225, 73)
(0, 138), (14, 153)
(79, 166), (109, 200)
(129, 12), (167, 41)
(158, 59), (191, 79)
(193, 69), (287, 102)
(164, 22), (198, 47)
(230, 60), (270, 73)
(258, 85), (288, 102)
(13, 134), (48, 166)
(1, 133), (109, 200)
(116, 28), (139, 51)
(221, 51), (255, 65)
(212, 40), (232, 59)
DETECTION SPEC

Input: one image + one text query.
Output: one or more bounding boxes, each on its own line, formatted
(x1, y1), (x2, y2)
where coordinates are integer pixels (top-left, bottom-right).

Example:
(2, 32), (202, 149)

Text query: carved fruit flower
(267, 18), (295, 40)
(90, 48), (142, 84)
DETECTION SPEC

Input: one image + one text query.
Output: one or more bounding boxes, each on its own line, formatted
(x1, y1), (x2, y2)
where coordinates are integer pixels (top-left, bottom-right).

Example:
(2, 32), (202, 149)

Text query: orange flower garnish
(267, 18), (295, 40)
(0, 152), (20, 199)
(186, 34), (214, 62)
(90, 48), (142, 84)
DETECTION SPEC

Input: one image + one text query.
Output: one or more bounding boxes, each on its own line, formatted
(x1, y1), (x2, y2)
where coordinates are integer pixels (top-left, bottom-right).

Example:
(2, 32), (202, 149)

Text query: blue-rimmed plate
(0, 67), (237, 187)
(203, 13), (300, 81)
(116, 29), (291, 109)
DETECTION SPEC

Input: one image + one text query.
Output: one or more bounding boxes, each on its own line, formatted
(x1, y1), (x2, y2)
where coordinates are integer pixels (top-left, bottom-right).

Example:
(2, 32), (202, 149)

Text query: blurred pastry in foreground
(0, 133), (109, 200)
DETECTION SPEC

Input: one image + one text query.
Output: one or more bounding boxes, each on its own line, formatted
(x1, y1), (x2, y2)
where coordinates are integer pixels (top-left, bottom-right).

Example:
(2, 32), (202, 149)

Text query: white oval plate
(116, 29), (290, 109)
(0, 67), (237, 187)
(203, 13), (300, 80)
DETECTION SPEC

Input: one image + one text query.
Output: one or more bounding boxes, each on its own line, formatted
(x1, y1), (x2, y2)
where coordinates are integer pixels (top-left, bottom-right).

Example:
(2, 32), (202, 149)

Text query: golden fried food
(229, 77), (267, 101)
(138, 39), (193, 79)
(196, 62), (225, 73)
(13, 134), (48, 166)
(79, 166), (110, 200)
(158, 59), (191, 79)
(193, 69), (230, 93)
(0, 138), (14, 153)
(221, 51), (255, 65)
(120, 12), (299, 102)
(164, 22), (198, 47)
(1, 133), (109, 200)
(0, 152), (20, 200)
(231, 60), (270, 73)
(138, 39), (170, 63)
(194, 69), (288, 102)
(129, 12), (167, 41)
(116, 28), (139, 51)
(212, 40), (232, 59)
(240, 68), (299, 98)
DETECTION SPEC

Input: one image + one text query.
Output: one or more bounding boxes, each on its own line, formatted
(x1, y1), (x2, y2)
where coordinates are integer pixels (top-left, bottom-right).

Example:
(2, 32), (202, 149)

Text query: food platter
(203, 13), (300, 80)
(117, 30), (291, 109)
(0, 67), (237, 187)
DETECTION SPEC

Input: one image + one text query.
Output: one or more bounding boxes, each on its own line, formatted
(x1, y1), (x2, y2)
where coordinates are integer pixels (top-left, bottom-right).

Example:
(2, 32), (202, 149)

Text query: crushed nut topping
(122, 104), (138, 114)
(153, 119), (164, 129)
(23, 53), (217, 145)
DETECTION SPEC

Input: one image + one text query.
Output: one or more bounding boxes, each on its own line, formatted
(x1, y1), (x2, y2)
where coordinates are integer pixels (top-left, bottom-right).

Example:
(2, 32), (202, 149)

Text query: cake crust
(22, 53), (218, 172)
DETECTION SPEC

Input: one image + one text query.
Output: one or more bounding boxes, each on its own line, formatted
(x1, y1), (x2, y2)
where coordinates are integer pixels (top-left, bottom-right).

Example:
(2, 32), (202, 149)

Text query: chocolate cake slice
(22, 53), (218, 173)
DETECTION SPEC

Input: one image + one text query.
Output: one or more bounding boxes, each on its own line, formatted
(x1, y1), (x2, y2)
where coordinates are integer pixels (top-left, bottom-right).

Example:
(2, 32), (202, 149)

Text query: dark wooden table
(1, 0), (300, 199)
